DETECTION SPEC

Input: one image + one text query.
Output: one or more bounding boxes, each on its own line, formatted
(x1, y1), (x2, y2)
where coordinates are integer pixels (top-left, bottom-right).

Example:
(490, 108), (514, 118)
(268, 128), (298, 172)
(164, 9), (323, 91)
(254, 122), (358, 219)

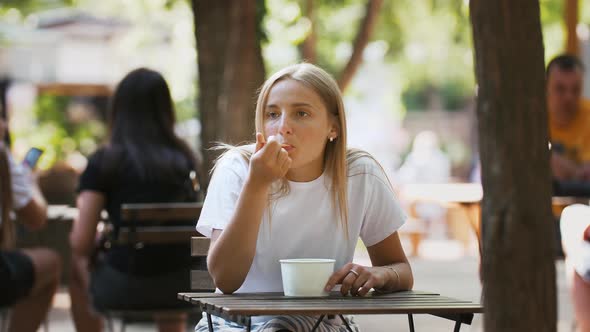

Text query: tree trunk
(219, 0), (266, 145)
(192, 0), (265, 189)
(470, 1), (557, 331)
(300, 0), (317, 63)
(336, 0), (383, 92)
(565, 0), (579, 55)
(192, 0), (230, 189)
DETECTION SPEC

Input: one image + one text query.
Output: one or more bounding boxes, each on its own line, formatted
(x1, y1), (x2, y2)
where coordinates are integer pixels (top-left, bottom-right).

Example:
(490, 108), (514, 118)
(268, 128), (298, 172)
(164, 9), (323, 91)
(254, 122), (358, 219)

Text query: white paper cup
(279, 258), (336, 297)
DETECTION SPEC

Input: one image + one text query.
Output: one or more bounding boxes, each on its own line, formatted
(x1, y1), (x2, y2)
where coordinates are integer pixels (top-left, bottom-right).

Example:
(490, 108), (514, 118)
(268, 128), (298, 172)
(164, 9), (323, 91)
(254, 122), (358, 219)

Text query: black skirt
(0, 250), (35, 307)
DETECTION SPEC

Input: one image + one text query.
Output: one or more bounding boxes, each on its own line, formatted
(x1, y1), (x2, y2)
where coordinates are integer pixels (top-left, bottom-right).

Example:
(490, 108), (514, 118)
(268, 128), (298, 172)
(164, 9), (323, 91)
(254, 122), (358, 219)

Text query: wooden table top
(178, 290), (483, 317)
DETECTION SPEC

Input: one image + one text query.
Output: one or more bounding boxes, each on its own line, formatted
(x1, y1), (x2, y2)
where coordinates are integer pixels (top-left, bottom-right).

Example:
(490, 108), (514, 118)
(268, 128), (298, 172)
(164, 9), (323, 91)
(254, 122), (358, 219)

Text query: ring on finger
(348, 269), (359, 277)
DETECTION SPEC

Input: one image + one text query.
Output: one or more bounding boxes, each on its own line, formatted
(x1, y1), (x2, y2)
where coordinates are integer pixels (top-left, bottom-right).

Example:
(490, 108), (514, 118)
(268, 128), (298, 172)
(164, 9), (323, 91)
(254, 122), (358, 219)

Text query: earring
(329, 137), (335, 142)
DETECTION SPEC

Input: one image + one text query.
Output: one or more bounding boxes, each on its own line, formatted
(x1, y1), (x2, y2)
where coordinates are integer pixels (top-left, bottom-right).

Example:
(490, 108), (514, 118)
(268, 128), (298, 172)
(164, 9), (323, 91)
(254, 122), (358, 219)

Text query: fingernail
(325, 285), (331, 291)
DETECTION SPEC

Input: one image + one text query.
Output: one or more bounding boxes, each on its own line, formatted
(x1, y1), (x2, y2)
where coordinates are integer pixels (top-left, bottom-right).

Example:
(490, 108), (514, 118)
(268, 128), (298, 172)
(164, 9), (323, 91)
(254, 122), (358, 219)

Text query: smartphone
(23, 147), (43, 168)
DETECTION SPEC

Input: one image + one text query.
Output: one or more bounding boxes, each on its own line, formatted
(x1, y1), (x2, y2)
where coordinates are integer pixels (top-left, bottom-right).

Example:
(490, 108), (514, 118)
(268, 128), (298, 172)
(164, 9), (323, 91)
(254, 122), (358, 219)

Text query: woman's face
(263, 79), (336, 182)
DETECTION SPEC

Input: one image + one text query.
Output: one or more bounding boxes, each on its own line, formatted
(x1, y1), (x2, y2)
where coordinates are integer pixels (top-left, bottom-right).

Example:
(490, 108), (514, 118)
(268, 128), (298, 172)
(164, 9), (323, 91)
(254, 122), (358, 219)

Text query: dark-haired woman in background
(69, 68), (200, 332)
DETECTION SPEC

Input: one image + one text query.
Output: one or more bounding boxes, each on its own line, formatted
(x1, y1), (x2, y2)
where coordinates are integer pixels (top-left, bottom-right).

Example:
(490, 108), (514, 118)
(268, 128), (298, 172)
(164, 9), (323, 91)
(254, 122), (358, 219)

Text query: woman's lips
(281, 144), (294, 152)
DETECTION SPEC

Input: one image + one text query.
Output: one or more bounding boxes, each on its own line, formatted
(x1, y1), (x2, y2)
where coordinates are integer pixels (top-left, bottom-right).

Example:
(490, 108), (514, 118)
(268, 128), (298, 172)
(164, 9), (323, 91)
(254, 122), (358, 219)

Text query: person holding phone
(23, 147), (43, 169)
(0, 110), (61, 332)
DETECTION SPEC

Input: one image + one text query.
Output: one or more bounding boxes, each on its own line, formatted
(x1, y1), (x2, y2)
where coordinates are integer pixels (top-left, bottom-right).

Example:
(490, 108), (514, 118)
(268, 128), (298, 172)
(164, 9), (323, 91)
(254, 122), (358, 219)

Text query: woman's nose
(278, 115), (292, 135)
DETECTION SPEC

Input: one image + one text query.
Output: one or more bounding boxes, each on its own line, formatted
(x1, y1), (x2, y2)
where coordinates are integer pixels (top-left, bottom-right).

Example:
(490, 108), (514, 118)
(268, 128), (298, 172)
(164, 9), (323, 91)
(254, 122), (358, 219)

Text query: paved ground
(38, 239), (573, 331)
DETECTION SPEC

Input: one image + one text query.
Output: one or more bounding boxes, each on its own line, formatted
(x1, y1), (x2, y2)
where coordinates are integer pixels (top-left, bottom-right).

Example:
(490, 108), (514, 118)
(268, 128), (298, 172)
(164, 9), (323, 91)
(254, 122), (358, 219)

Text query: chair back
(190, 236), (215, 291)
(100, 202), (211, 332)
(112, 202), (203, 246)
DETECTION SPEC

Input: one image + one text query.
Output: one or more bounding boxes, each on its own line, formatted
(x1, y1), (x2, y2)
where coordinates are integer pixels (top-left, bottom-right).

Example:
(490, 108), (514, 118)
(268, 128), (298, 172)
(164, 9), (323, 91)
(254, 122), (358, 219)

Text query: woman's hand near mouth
(249, 133), (292, 185)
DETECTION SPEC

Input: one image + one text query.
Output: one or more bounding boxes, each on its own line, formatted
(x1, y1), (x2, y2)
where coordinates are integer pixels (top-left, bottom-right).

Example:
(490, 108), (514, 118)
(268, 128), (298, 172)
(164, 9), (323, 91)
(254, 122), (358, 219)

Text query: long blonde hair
(214, 63), (351, 233)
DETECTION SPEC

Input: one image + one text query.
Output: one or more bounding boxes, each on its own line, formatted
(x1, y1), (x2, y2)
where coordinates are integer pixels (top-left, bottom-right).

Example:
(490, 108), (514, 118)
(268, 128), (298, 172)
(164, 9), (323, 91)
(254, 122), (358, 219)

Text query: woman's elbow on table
(405, 268), (414, 290)
(211, 274), (241, 294)
(208, 260), (244, 294)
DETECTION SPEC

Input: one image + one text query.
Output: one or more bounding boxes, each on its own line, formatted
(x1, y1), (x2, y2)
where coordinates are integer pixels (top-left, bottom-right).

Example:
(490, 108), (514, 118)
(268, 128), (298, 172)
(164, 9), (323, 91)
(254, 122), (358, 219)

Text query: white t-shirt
(197, 150), (406, 293)
(0, 152), (33, 224)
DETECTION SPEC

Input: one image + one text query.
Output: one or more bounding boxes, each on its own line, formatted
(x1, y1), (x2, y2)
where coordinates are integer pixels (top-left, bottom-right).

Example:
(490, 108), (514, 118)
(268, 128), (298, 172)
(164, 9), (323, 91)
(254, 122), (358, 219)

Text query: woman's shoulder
(88, 145), (114, 160)
(346, 149), (395, 195)
(214, 144), (254, 174)
(83, 146), (108, 167)
(346, 149), (383, 175)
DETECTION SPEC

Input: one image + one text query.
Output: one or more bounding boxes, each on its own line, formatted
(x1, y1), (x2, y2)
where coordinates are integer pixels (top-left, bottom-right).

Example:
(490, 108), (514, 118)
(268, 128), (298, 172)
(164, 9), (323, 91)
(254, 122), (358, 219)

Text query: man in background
(547, 54), (590, 182)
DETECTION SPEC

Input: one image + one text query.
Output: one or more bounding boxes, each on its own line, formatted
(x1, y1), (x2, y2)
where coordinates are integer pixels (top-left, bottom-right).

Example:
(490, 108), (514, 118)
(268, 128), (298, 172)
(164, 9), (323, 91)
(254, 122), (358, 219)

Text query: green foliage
(29, 95), (106, 168)
(392, 0), (474, 111)
(257, 0), (269, 43)
(0, 0), (76, 15)
(175, 97), (198, 122)
(372, 0), (403, 59)
(1, 0), (581, 145)
(402, 79), (469, 112)
(401, 82), (431, 111)
(540, 0), (566, 62)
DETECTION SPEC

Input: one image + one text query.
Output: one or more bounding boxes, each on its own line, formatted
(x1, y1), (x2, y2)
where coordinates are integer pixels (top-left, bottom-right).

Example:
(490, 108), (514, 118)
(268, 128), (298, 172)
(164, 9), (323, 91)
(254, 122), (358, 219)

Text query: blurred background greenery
(0, 0), (588, 180)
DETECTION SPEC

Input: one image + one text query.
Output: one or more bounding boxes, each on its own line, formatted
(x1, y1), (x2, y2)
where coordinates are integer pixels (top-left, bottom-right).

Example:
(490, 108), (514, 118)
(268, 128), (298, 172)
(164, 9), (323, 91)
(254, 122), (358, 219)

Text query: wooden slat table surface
(178, 290), (482, 329)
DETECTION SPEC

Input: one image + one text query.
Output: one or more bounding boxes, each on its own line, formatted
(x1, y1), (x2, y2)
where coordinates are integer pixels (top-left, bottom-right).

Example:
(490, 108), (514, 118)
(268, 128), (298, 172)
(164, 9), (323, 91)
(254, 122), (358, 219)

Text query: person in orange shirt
(548, 54), (590, 182)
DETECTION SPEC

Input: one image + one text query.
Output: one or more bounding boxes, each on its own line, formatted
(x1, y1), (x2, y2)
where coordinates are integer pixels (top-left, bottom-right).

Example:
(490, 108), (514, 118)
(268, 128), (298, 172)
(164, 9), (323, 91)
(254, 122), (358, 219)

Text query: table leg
(247, 317), (252, 332)
(311, 315), (326, 332)
(453, 320), (462, 332)
(407, 314), (415, 332)
(338, 314), (354, 332)
(207, 313), (214, 332)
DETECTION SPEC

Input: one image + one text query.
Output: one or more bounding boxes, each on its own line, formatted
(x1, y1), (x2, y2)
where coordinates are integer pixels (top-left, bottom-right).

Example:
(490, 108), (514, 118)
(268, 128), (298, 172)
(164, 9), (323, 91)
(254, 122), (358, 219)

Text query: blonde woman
(196, 63), (413, 332)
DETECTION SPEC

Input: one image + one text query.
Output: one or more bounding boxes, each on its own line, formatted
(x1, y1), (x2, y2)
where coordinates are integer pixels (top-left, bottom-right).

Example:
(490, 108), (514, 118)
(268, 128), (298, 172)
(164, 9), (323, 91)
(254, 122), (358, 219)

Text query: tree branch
(336, 0), (383, 92)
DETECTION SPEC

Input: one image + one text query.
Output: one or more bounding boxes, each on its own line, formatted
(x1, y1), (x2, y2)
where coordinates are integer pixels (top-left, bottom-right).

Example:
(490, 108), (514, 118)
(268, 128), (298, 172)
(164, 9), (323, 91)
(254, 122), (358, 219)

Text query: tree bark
(192, 0), (265, 189)
(470, 1), (557, 331)
(336, 0), (383, 92)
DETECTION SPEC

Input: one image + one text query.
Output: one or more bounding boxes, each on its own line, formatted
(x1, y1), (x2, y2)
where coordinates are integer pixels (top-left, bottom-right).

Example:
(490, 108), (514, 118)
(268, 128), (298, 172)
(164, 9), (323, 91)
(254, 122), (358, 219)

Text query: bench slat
(115, 226), (197, 244)
(191, 237), (210, 256)
(121, 202), (202, 221)
(191, 270), (215, 291)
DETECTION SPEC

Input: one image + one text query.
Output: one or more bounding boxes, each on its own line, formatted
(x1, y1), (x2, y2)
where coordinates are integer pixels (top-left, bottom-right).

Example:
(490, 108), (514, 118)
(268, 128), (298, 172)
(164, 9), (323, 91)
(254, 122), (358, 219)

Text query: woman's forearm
(378, 262), (413, 292)
(207, 178), (270, 293)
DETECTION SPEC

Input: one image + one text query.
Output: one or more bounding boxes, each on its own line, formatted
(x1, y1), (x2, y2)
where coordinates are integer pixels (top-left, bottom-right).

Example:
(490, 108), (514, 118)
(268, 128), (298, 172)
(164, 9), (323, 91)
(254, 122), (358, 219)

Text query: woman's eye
(296, 110), (309, 117)
(266, 111), (279, 119)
